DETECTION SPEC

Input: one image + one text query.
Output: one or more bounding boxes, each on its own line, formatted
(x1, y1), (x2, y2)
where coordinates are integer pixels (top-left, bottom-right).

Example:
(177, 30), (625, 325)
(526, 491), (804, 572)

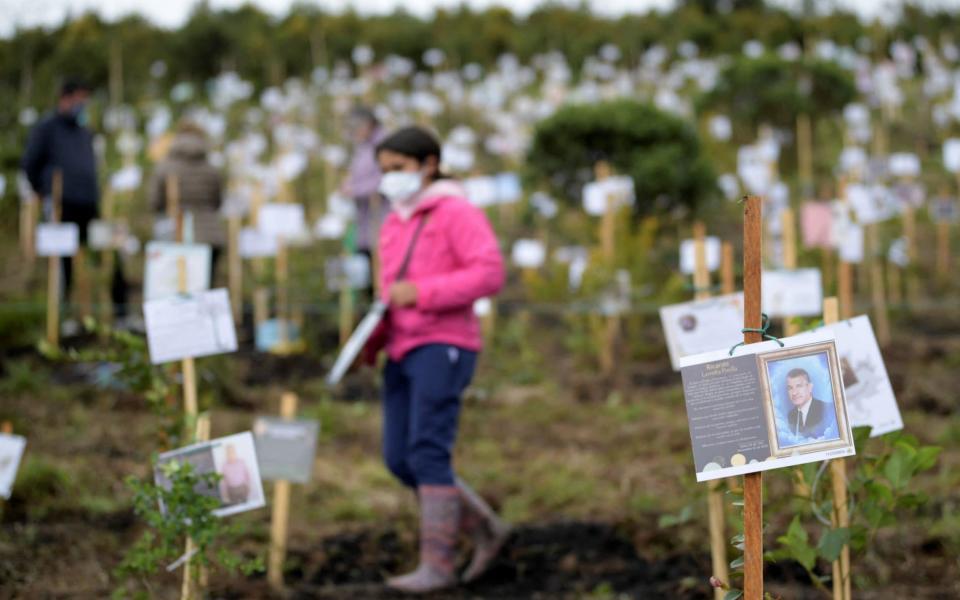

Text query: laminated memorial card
(761, 268), (823, 317)
(800, 316), (903, 436)
(0, 433), (26, 499)
(582, 176), (635, 216)
(144, 288), (238, 364)
(144, 241), (212, 301)
(257, 203), (306, 239)
(253, 417), (319, 483)
(154, 431), (265, 518)
(660, 293), (745, 371)
(88, 220), (129, 251)
(325, 255), (371, 292)
(255, 319), (304, 354)
(679, 236), (721, 274)
(36, 223), (79, 257)
(679, 333), (855, 482)
(240, 226), (279, 258)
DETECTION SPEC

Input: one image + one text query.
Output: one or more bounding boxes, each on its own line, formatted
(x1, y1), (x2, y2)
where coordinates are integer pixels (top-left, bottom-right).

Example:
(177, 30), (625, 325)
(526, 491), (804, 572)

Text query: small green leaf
(817, 528), (850, 562)
(723, 591), (744, 600)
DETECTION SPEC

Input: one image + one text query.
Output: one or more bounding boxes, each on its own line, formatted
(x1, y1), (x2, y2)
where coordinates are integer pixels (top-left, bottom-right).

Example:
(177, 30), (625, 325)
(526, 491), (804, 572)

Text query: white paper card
(800, 316), (903, 436)
(762, 269), (823, 317)
(144, 288), (237, 364)
(679, 237), (722, 274)
(511, 239), (546, 269)
(888, 152), (921, 177)
(238, 227), (278, 258)
(257, 203), (306, 239)
(155, 431), (265, 518)
(838, 224), (865, 263)
(0, 433), (27, 499)
(36, 223), (79, 257)
(943, 138), (960, 173)
(144, 242), (212, 301)
(659, 293), (745, 371)
(582, 176), (635, 216)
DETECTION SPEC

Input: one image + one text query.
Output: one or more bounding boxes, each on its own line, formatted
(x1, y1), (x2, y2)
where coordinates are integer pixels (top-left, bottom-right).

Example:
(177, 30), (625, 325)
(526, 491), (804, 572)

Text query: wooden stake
(822, 297), (851, 600)
(721, 242), (735, 296)
(838, 260), (854, 320)
(228, 216), (242, 324)
(268, 392), (299, 590)
(594, 161), (617, 377)
(781, 208), (800, 336)
(870, 261), (891, 346)
(181, 413), (211, 600)
(742, 195), (764, 600)
(46, 170), (63, 347)
(693, 222), (710, 301)
(936, 221), (951, 281)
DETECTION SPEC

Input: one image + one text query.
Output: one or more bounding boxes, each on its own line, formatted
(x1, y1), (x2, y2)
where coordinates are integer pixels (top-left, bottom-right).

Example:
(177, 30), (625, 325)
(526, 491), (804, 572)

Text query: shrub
(526, 100), (717, 218)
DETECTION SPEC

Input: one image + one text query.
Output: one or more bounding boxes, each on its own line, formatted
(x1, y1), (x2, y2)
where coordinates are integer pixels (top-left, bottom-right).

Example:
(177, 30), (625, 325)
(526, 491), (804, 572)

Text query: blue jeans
(382, 344), (477, 487)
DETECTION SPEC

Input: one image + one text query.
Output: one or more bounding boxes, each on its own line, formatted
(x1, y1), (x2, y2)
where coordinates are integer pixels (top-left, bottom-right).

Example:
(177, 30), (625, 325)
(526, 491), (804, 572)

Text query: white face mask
(378, 171), (423, 206)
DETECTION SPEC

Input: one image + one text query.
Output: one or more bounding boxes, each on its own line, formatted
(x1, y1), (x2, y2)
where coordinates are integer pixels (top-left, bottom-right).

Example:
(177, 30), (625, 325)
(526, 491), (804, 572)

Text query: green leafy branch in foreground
(767, 427), (941, 594)
(39, 318), (184, 446)
(113, 460), (262, 598)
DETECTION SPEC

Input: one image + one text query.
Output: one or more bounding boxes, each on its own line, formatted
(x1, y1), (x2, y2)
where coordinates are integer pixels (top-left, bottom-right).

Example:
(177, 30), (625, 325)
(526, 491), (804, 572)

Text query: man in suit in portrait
(785, 368), (837, 440)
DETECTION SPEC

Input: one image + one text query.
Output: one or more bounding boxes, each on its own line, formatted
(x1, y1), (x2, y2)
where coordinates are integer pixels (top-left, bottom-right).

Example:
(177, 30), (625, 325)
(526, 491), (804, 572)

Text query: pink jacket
(379, 180), (505, 361)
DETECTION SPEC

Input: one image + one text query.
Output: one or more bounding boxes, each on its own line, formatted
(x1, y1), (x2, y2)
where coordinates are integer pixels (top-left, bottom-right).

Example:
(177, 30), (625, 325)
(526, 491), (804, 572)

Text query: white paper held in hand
(326, 301), (388, 386)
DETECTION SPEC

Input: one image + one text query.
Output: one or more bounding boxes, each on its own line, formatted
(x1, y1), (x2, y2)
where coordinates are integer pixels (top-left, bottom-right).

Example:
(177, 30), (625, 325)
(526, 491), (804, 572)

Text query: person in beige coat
(150, 120), (225, 281)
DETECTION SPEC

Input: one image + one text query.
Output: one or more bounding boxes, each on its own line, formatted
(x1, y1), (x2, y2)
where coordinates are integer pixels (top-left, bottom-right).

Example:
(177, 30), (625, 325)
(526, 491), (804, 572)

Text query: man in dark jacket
(22, 78), (127, 316)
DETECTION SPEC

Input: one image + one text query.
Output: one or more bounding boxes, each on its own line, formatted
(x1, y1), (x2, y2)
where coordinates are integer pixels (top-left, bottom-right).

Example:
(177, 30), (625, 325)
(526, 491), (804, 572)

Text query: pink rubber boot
(387, 485), (460, 594)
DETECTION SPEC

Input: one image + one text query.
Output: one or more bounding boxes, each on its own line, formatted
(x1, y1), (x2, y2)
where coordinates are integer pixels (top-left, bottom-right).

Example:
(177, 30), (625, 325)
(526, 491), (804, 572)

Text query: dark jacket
(149, 131), (225, 246)
(788, 398), (836, 439)
(21, 111), (99, 207)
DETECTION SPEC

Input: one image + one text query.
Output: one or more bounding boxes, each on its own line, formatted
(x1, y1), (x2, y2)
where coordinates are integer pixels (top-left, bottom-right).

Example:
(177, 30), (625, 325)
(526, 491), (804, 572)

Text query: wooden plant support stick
(228, 216), (242, 324)
(721, 242), (735, 296)
(742, 195), (764, 600)
(822, 297), (852, 600)
(594, 161), (618, 377)
(695, 223), (727, 600)
(46, 170), (64, 347)
(22, 193), (38, 264)
(276, 241), (289, 347)
(838, 259), (854, 320)
(781, 208), (800, 336)
(936, 221), (950, 281)
(268, 392), (299, 590)
(181, 414), (211, 600)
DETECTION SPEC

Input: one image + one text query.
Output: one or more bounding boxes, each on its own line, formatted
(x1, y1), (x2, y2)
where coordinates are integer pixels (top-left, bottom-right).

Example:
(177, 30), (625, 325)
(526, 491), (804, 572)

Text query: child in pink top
(372, 126), (510, 593)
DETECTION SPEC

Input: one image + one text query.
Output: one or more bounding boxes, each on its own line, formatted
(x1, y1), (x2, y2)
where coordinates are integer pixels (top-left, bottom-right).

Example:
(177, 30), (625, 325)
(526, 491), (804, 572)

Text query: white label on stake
(679, 237), (721, 274)
(36, 223), (79, 256)
(761, 268), (823, 317)
(144, 288), (237, 364)
(144, 242), (212, 301)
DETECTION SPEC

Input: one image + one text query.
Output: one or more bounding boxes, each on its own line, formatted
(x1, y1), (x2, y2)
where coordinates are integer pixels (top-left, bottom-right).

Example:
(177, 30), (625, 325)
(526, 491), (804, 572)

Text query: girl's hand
(389, 281), (418, 307)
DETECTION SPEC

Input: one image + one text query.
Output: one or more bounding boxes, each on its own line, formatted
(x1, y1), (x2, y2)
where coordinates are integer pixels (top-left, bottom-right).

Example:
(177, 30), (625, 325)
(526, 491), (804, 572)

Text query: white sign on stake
(36, 223), (79, 257)
(144, 242), (212, 301)
(801, 316), (904, 436)
(679, 236), (722, 274)
(257, 203), (306, 239)
(155, 431), (265, 518)
(511, 239), (546, 269)
(943, 138), (960, 173)
(761, 268), (824, 317)
(144, 288), (237, 365)
(239, 227), (279, 258)
(659, 293), (745, 371)
(0, 433), (27, 499)
(582, 176), (635, 216)
(838, 223), (865, 263)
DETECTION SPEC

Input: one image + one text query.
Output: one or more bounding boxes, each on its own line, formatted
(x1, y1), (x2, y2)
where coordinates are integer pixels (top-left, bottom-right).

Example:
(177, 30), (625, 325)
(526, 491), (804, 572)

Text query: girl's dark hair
(376, 126), (447, 180)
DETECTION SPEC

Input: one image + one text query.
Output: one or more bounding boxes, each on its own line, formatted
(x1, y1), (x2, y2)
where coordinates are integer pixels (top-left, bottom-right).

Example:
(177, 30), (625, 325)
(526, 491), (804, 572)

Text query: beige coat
(150, 132), (225, 246)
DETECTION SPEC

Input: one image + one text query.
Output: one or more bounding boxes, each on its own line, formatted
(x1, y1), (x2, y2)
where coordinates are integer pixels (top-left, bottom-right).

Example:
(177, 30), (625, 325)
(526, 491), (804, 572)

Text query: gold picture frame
(757, 341), (851, 458)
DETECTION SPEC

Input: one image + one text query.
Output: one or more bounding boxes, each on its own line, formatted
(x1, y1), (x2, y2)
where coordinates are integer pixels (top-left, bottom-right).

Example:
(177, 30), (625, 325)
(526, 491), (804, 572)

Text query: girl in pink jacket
(374, 126), (510, 593)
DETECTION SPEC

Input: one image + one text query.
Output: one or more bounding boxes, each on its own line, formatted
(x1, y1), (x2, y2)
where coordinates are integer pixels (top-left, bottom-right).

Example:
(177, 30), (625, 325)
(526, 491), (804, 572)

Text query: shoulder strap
(396, 213), (430, 281)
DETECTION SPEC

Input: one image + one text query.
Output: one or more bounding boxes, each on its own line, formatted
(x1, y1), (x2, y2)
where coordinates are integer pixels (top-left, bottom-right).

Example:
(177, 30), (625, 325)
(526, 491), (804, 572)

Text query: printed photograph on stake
(155, 432), (265, 518)
(679, 332), (855, 482)
(757, 342), (849, 457)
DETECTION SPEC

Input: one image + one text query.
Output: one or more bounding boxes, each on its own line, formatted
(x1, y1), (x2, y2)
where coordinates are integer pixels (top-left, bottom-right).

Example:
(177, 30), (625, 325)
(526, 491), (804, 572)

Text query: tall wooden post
(228, 216), (242, 324)
(823, 297), (851, 600)
(268, 392), (299, 590)
(742, 196), (764, 600)
(46, 170), (64, 346)
(595, 161), (618, 377)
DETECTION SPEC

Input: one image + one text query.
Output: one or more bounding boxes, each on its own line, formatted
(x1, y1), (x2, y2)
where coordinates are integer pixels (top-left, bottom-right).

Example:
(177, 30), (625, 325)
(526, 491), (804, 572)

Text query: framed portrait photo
(757, 341), (851, 458)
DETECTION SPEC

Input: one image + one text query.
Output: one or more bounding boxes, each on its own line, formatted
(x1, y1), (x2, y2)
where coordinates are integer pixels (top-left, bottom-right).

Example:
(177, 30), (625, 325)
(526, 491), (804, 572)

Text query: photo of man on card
(758, 342), (849, 457)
